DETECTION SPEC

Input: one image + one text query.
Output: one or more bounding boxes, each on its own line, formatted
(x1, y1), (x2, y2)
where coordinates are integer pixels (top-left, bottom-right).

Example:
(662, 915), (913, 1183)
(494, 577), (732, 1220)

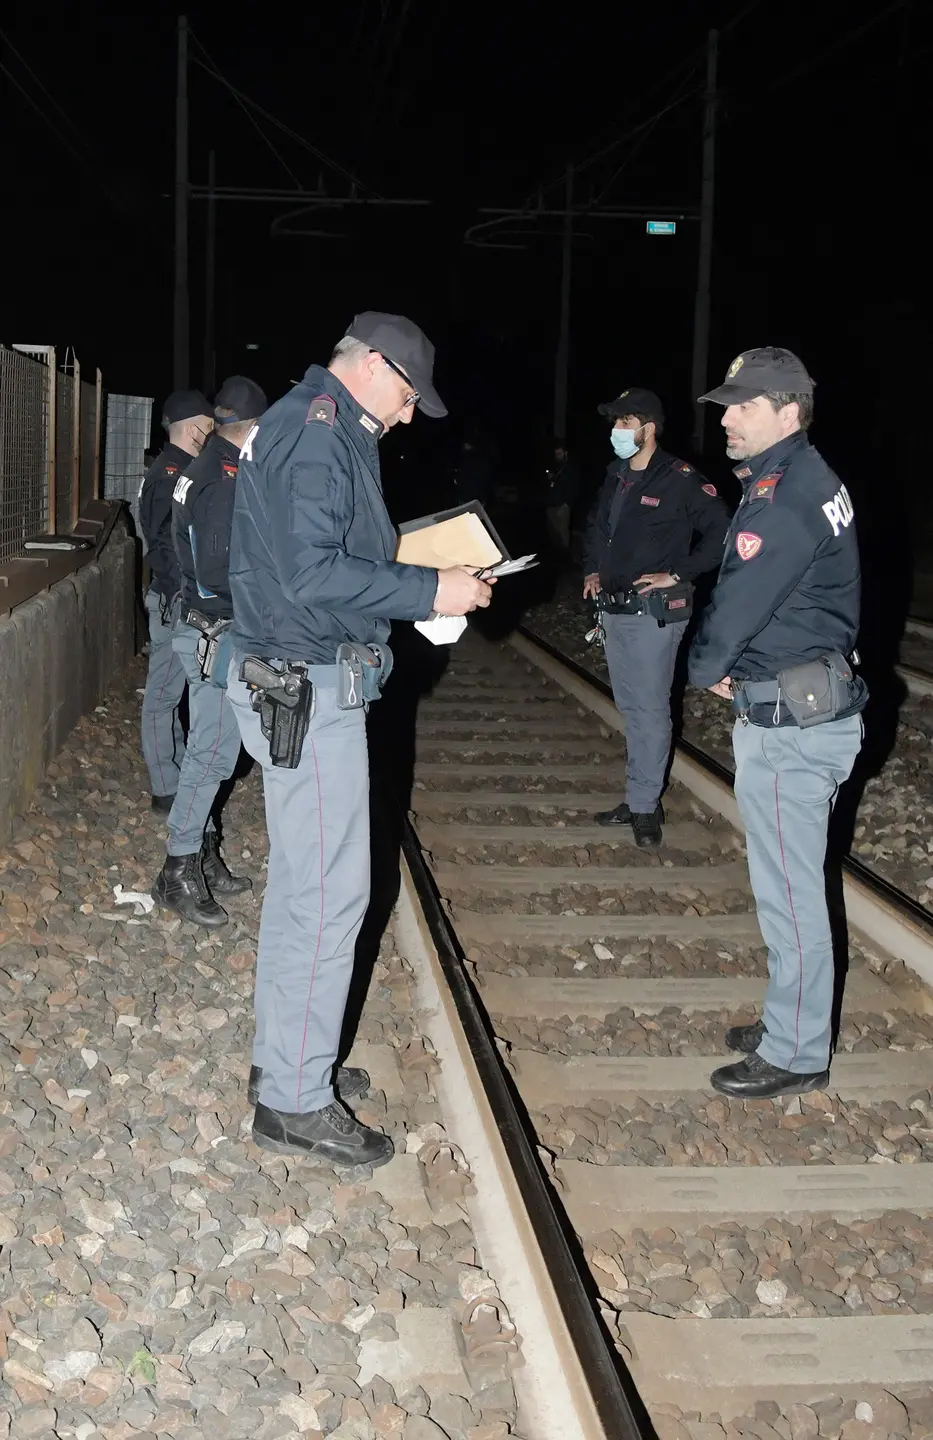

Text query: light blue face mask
(610, 426), (641, 460)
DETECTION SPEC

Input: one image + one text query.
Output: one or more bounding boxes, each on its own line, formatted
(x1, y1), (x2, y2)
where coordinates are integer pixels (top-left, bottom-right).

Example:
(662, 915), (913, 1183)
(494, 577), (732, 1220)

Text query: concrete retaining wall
(0, 515), (136, 844)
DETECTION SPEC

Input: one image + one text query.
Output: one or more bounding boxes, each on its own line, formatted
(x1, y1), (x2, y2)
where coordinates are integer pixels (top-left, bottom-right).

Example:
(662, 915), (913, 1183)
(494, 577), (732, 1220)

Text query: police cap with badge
(598, 387), (665, 424)
(699, 347), (814, 405)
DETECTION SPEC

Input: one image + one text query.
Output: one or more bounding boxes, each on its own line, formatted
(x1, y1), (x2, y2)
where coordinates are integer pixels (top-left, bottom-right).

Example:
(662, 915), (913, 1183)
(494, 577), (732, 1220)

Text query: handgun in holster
(186, 609), (232, 682)
(239, 657), (314, 768)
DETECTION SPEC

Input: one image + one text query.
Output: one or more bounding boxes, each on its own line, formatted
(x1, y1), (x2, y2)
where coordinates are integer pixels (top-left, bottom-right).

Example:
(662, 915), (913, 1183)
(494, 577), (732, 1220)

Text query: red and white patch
(736, 531), (762, 561)
(222, 462), (238, 477)
(640, 495), (660, 507)
(679, 464), (693, 474)
(701, 483), (717, 497)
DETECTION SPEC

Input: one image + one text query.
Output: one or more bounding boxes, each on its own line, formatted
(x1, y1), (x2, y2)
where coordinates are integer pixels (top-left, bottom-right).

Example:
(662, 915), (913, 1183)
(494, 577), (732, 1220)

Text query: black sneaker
(201, 833), (252, 897)
(632, 808), (663, 848)
(151, 794), (175, 816)
(247, 1064), (370, 1108)
(152, 853), (227, 929)
(710, 1052), (829, 1099)
(725, 1019), (766, 1054)
(252, 1100), (394, 1168)
(594, 801), (632, 826)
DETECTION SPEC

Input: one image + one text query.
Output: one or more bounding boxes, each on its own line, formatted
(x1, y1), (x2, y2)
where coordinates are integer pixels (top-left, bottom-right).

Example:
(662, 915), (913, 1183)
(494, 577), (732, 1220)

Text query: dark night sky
(4, 0), (932, 533)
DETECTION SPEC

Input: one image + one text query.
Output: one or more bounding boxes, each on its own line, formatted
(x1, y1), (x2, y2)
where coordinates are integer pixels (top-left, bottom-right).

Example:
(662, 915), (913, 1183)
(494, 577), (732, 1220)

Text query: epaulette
(306, 394), (336, 427)
(751, 471), (783, 503)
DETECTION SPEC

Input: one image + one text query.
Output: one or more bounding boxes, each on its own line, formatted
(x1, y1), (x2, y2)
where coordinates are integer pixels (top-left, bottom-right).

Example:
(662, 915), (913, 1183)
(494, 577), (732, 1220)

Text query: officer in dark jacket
(151, 378), (267, 927)
(544, 440), (581, 554)
(583, 387), (729, 846)
(138, 391), (213, 811)
(225, 312), (493, 1168)
(689, 347), (867, 1100)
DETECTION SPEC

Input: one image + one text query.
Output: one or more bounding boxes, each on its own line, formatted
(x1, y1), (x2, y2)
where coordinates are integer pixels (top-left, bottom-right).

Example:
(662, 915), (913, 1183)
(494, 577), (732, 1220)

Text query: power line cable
(188, 28), (304, 188)
(0, 56), (124, 210)
(188, 43), (381, 197)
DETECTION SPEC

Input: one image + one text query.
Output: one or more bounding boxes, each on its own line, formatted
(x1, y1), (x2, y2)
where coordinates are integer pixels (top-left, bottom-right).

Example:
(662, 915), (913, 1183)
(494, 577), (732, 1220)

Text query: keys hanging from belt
(585, 593), (607, 648)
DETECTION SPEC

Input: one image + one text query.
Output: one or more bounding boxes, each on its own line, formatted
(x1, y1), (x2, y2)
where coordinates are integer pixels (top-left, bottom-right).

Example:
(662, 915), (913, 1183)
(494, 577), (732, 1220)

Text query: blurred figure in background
(543, 438), (581, 556)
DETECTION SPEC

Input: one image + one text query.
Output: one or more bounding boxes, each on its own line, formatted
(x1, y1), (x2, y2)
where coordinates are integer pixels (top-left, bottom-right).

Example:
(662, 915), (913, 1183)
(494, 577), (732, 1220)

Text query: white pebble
(855, 1403), (874, 1423)
(756, 1278), (788, 1306)
(81, 1048), (98, 1069)
(592, 943), (614, 961)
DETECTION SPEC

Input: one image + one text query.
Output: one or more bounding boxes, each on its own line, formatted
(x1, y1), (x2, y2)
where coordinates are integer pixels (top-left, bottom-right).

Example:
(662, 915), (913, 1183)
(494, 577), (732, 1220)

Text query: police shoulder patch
(679, 463), (693, 474)
(736, 531), (762, 561)
(165, 464), (178, 476)
(306, 394), (336, 427)
(734, 465), (752, 480)
(701, 483), (717, 497)
(221, 462), (238, 478)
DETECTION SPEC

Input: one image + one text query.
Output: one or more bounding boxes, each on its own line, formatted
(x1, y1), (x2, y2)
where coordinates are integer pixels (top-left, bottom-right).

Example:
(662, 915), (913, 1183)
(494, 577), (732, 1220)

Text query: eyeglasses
(373, 351), (419, 408)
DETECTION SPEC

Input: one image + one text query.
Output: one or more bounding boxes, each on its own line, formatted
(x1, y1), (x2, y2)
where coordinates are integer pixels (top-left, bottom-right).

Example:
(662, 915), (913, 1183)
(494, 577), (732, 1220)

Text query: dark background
(3, 0), (931, 554)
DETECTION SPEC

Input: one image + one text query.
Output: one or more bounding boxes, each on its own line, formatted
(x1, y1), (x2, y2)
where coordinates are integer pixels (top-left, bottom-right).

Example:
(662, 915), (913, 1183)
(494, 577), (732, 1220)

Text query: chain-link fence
(0, 346), (52, 563)
(103, 394), (153, 534)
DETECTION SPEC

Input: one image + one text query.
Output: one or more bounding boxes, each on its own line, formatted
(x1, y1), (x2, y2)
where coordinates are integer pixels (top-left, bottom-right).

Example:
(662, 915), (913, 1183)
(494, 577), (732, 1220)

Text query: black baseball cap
(699, 347), (814, 404)
(161, 390), (211, 427)
(598, 387), (665, 426)
(213, 376), (267, 424)
(345, 311), (447, 418)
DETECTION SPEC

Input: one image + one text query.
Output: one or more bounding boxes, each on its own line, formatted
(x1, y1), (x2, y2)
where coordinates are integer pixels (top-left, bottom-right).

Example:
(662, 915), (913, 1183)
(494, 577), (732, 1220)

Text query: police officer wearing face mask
(151, 377), (268, 928)
(138, 391), (213, 812)
(689, 347), (867, 1100)
(583, 387), (729, 847)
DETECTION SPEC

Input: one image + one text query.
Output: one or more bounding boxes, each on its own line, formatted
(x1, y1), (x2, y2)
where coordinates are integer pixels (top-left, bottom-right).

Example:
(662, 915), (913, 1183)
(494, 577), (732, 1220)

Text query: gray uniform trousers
(226, 662), (370, 1115)
(732, 713), (863, 1074)
(141, 588), (186, 797)
(166, 622), (242, 856)
(602, 611), (687, 813)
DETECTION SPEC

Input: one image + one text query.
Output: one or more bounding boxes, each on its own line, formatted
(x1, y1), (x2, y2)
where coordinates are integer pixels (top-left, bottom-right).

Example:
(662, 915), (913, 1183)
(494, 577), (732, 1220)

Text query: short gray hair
(765, 390), (814, 431)
(329, 335), (370, 366)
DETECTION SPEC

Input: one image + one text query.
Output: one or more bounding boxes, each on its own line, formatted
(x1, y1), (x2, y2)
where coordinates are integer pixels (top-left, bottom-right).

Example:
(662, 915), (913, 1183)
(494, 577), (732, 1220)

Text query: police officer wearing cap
(689, 347), (868, 1100)
(583, 387), (729, 847)
(226, 313), (493, 1168)
(138, 391), (213, 811)
(150, 378), (268, 926)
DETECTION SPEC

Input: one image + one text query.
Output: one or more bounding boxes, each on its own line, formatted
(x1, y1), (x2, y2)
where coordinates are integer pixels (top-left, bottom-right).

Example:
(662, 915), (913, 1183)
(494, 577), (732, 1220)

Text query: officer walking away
(151, 378), (268, 927)
(583, 387), (729, 847)
(689, 347), (867, 1099)
(138, 392), (213, 812)
(544, 439), (580, 555)
(226, 313), (493, 1168)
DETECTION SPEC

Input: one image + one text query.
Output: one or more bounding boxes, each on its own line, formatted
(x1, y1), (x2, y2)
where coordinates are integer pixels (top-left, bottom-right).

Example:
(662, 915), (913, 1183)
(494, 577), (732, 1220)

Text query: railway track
(901, 618), (933, 698)
(395, 625), (933, 1438)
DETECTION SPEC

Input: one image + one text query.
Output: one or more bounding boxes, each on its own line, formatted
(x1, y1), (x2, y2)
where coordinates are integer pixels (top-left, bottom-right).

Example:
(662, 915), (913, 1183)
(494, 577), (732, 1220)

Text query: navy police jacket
(688, 432), (864, 689)
(171, 433), (240, 621)
(582, 448), (729, 592)
(228, 366), (437, 664)
(138, 443), (190, 598)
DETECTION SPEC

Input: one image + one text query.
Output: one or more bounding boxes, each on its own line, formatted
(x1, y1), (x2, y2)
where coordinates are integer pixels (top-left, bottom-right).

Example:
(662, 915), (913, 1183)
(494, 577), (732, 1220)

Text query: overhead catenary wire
(188, 30), (382, 198)
(188, 29), (304, 189)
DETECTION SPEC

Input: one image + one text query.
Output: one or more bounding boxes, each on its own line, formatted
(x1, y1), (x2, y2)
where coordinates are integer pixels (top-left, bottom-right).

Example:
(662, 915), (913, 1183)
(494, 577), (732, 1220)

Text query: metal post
(71, 356), (81, 529)
(691, 29), (718, 456)
(203, 149), (217, 395)
(93, 368), (103, 501)
(47, 355), (57, 535)
(554, 162), (573, 441)
(173, 14), (190, 390)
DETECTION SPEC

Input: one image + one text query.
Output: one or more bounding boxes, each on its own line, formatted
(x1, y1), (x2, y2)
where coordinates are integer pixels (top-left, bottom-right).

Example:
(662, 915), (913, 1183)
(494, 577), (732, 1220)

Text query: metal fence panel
(0, 346), (51, 563)
(79, 377), (100, 511)
(103, 394), (153, 535)
(55, 369), (77, 535)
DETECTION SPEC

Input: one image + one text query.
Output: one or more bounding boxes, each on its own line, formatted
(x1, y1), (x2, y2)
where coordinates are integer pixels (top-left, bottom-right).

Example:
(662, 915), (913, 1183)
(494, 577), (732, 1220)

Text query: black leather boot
(201, 833), (252, 897)
(252, 1100), (393, 1168)
(152, 853), (227, 928)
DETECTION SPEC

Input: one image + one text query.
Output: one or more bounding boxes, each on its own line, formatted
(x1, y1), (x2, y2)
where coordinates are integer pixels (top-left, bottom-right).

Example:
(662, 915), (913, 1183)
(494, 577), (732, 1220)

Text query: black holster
(239, 657), (315, 768)
(187, 609), (232, 682)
